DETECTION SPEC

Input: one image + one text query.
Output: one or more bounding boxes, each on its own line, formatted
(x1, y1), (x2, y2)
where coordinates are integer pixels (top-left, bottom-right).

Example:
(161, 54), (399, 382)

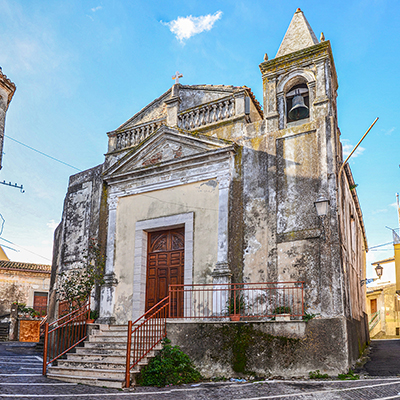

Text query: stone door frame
(132, 212), (194, 320)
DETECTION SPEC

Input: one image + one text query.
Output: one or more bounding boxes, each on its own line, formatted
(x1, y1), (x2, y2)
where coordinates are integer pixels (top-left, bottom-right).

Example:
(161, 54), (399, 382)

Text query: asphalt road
(363, 339), (400, 377)
(1, 340), (400, 399)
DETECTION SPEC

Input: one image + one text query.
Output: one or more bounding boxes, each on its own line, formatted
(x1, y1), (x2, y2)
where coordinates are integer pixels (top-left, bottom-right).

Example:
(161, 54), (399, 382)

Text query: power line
(0, 236), (51, 262)
(368, 241), (394, 250)
(5, 135), (82, 172)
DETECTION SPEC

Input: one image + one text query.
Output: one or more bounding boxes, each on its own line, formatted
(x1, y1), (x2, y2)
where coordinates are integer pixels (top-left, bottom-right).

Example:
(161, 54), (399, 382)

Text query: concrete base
(166, 316), (367, 379)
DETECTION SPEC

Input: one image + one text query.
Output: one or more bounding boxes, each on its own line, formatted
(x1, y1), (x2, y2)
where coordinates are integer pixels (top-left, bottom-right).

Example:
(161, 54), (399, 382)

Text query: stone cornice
(259, 41), (337, 90)
(103, 145), (236, 186)
(0, 71), (16, 107)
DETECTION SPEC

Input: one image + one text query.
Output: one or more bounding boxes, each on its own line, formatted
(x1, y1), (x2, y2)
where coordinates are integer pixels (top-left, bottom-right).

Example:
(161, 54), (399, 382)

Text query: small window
(286, 83), (309, 123)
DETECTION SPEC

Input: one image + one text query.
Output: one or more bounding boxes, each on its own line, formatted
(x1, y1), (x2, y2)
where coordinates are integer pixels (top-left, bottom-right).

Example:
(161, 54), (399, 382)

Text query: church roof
(112, 83), (263, 134)
(0, 260), (51, 274)
(276, 8), (319, 58)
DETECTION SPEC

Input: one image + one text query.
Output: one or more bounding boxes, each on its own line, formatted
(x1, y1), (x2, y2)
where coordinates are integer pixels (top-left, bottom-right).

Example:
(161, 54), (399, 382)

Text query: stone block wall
(166, 318), (359, 379)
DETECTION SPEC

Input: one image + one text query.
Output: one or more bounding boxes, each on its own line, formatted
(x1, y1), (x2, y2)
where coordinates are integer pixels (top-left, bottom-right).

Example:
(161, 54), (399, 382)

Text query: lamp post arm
(338, 117), (379, 181)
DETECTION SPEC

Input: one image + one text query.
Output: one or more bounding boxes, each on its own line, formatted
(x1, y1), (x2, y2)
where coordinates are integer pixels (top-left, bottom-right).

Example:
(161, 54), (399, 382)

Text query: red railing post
(169, 286), (172, 318)
(42, 322), (49, 375)
(233, 283), (237, 317)
(125, 320), (133, 388)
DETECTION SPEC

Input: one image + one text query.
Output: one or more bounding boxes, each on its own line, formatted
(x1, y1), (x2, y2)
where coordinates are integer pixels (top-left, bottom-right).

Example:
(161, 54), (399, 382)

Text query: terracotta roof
(0, 260), (51, 273)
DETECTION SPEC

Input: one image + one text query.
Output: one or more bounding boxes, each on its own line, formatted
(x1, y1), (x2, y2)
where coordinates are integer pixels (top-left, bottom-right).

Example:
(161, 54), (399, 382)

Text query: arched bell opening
(286, 83), (309, 123)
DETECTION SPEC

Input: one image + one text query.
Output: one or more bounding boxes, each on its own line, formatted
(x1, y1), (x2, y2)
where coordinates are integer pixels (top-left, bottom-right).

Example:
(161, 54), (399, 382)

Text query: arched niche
(276, 69), (316, 129)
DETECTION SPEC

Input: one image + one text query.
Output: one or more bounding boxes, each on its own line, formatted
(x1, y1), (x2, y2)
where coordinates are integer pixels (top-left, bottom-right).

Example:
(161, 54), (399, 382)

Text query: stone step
(76, 346), (127, 355)
(89, 333), (161, 342)
(57, 359), (126, 370)
(70, 351), (155, 363)
(48, 365), (126, 380)
(83, 341), (128, 349)
(91, 329), (128, 337)
(57, 358), (149, 370)
(47, 373), (125, 389)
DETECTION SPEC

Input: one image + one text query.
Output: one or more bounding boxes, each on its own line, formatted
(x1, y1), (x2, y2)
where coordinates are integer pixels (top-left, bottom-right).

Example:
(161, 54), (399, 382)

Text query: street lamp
(314, 195), (330, 217)
(360, 264), (383, 286)
(375, 263), (383, 279)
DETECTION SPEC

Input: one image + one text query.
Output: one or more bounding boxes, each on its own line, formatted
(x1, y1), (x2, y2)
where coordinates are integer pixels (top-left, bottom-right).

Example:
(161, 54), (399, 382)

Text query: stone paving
(1, 341), (400, 399)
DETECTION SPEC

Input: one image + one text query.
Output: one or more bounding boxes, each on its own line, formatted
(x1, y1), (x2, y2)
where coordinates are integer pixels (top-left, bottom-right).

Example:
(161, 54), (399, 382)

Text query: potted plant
(87, 310), (99, 323)
(273, 306), (291, 321)
(226, 294), (247, 321)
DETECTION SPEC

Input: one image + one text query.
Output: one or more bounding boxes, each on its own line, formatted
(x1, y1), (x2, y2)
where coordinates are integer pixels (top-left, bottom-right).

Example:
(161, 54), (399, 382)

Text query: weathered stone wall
(166, 318), (350, 378)
(48, 164), (105, 320)
(0, 69), (16, 170)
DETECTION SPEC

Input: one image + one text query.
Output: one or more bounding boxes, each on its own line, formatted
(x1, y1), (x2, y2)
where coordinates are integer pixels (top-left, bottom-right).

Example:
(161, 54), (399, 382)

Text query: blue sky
(0, 0), (398, 280)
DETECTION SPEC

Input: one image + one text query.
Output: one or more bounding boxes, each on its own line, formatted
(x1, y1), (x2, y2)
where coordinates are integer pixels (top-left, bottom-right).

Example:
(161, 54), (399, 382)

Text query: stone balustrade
(111, 119), (165, 151)
(178, 96), (235, 130)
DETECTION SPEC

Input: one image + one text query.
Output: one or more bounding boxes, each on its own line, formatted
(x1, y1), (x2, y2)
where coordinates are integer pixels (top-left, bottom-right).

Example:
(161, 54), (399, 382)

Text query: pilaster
(165, 84), (181, 127)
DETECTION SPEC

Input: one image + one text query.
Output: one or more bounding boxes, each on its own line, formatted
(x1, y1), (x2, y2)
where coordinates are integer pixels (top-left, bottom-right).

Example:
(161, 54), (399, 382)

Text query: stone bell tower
(0, 67), (16, 170)
(259, 9), (344, 317)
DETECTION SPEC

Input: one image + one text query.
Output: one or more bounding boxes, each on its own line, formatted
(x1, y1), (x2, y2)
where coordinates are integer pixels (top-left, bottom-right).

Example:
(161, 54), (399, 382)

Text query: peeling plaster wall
(112, 180), (219, 323)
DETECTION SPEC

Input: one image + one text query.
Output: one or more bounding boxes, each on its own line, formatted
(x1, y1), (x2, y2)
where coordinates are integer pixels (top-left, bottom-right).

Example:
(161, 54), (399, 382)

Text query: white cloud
(163, 11), (222, 43)
(47, 219), (59, 230)
(341, 139), (365, 158)
(385, 127), (395, 135)
(390, 202), (399, 208)
(91, 6), (102, 12)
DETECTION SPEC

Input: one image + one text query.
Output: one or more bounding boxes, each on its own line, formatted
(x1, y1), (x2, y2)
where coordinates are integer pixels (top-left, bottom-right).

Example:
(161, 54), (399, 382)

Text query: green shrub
(309, 370), (329, 379)
(138, 338), (202, 387)
(338, 369), (359, 380)
(303, 312), (319, 321)
(273, 306), (291, 314)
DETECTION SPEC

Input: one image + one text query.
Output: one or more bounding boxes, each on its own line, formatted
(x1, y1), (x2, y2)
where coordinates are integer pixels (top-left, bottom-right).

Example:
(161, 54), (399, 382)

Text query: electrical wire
(0, 236), (51, 262)
(5, 135), (82, 172)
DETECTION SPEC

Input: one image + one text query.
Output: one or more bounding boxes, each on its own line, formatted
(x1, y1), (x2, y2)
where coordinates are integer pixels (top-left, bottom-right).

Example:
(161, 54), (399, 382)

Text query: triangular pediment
(117, 89), (171, 131)
(104, 126), (234, 179)
(276, 9), (318, 58)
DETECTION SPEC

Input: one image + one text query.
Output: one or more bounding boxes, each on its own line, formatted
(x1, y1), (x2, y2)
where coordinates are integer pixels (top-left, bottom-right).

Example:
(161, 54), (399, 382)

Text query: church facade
(50, 9), (369, 375)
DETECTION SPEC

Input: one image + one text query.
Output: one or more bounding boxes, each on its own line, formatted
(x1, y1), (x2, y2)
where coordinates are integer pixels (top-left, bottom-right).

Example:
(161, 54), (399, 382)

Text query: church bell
(288, 91), (309, 121)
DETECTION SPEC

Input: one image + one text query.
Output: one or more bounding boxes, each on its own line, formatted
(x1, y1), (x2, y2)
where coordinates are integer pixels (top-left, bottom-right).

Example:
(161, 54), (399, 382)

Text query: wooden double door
(145, 228), (184, 313)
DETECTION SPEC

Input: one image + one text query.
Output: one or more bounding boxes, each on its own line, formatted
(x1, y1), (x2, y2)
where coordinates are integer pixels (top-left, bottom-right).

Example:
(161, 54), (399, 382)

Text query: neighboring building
(367, 280), (400, 339)
(0, 255), (51, 318)
(0, 245), (8, 261)
(50, 9), (369, 376)
(0, 67), (16, 170)
(367, 226), (400, 338)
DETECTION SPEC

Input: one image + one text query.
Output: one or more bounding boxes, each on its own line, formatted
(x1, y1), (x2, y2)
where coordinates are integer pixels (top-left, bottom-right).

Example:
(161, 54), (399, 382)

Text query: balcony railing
(111, 119), (165, 151)
(177, 96), (235, 130)
(169, 282), (304, 320)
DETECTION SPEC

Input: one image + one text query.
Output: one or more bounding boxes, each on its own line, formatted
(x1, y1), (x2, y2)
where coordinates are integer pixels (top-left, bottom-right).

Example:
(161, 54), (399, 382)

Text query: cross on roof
(172, 71), (183, 84)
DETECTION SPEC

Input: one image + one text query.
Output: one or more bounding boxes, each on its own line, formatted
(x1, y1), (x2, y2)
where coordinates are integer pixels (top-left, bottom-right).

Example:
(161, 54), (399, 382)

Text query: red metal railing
(169, 282), (304, 320)
(39, 315), (48, 338)
(125, 297), (169, 388)
(42, 300), (90, 375)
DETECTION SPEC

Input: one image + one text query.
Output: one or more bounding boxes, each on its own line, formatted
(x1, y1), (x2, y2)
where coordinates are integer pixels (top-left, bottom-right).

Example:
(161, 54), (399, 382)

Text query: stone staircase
(46, 324), (161, 388)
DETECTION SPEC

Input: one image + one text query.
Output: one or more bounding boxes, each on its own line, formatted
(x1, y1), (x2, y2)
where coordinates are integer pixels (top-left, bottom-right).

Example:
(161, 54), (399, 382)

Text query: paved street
(1, 341), (400, 399)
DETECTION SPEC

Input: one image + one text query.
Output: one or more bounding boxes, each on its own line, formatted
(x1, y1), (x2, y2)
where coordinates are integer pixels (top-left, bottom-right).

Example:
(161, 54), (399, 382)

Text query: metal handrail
(125, 297), (169, 388)
(169, 281), (305, 320)
(369, 310), (381, 331)
(42, 299), (90, 375)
